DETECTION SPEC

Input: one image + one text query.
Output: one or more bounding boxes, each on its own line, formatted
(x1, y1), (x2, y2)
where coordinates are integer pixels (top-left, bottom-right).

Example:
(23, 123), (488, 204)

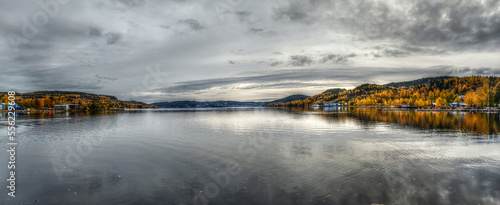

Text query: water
(1, 108), (500, 204)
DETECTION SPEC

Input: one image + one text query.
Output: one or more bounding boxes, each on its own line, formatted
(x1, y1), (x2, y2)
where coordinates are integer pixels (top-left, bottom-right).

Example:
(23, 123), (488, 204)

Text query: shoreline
(272, 106), (500, 113)
(0, 109), (66, 113)
(380, 108), (499, 113)
(0, 108), (158, 113)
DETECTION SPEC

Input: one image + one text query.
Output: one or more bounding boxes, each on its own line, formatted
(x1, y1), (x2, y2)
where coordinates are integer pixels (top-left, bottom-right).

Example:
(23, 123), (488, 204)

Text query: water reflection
(351, 109), (500, 136)
(276, 107), (500, 136)
(1, 108), (500, 205)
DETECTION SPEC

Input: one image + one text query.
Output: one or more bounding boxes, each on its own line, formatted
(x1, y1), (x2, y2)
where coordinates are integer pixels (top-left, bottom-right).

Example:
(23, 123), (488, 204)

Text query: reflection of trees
(11, 110), (137, 120)
(347, 109), (500, 135)
(273, 107), (500, 135)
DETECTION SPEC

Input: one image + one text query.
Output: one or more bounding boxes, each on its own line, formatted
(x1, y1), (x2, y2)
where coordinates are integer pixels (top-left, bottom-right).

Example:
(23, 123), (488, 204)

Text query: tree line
(0, 92), (156, 110)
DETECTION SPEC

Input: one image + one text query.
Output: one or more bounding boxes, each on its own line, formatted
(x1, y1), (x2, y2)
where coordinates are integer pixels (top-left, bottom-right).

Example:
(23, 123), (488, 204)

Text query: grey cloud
(230, 49), (249, 55)
(178, 19), (204, 31)
(235, 11), (252, 22)
(273, 2), (313, 23)
(289, 55), (314, 67)
(358, 0), (500, 49)
(371, 45), (448, 58)
(270, 0), (500, 50)
(18, 41), (51, 51)
(105, 33), (122, 45)
(117, 0), (146, 7)
(448, 67), (500, 75)
(234, 10), (261, 24)
(96, 75), (118, 82)
(248, 28), (264, 33)
(319, 53), (356, 64)
(153, 69), (339, 94)
(1, 68), (104, 91)
(89, 27), (102, 37)
(247, 28), (278, 37)
(14, 54), (47, 64)
(2, 0), (499, 102)
(153, 66), (474, 95)
(270, 61), (283, 67)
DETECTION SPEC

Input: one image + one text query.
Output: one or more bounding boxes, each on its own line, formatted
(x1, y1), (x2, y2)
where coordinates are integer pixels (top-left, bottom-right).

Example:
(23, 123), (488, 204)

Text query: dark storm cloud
(353, 0), (500, 49)
(177, 19), (204, 31)
(271, 0), (500, 50)
(289, 55), (314, 67)
(401, 0), (500, 46)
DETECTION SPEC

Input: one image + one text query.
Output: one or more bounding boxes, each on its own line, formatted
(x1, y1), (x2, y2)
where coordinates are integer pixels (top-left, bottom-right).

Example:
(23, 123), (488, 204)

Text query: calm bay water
(1, 108), (500, 204)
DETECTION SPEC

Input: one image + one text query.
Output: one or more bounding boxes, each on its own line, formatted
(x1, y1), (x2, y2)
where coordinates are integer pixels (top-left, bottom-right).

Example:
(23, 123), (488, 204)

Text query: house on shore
(451, 103), (467, 107)
(324, 103), (342, 107)
(54, 104), (82, 110)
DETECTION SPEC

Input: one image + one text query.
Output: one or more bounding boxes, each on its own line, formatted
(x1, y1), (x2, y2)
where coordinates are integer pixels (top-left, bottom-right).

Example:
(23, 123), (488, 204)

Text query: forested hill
(385, 76), (453, 88)
(266, 76), (500, 108)
(0, 91), (156, 110)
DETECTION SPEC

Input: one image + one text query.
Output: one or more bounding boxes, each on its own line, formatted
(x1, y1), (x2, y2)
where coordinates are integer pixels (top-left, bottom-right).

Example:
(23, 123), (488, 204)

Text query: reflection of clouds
(10, 109), (500, 204)
(263, 130), (500, 204)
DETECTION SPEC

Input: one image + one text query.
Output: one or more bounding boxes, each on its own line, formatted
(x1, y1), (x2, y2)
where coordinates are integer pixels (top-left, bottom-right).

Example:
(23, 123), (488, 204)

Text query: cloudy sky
(1, 0), (500, 102)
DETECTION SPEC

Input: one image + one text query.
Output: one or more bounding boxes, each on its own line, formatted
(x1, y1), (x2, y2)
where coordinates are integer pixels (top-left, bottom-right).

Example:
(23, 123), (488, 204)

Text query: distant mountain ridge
(151, 101), (266, 108)
(153, 94), (310, 108)
(270, 94), (309, 103)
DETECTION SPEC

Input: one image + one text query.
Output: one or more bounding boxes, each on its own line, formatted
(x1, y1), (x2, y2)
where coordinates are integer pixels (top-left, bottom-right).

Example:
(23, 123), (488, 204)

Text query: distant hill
(385, 76), (453, 88)
(270, 94), (309, 103)
(151, 101), (266, 108)
(0, 91), (156, 110)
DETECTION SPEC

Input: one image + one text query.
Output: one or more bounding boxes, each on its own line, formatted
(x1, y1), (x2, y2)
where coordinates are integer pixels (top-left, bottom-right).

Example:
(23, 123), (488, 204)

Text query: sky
(1, 0), (500, 103)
